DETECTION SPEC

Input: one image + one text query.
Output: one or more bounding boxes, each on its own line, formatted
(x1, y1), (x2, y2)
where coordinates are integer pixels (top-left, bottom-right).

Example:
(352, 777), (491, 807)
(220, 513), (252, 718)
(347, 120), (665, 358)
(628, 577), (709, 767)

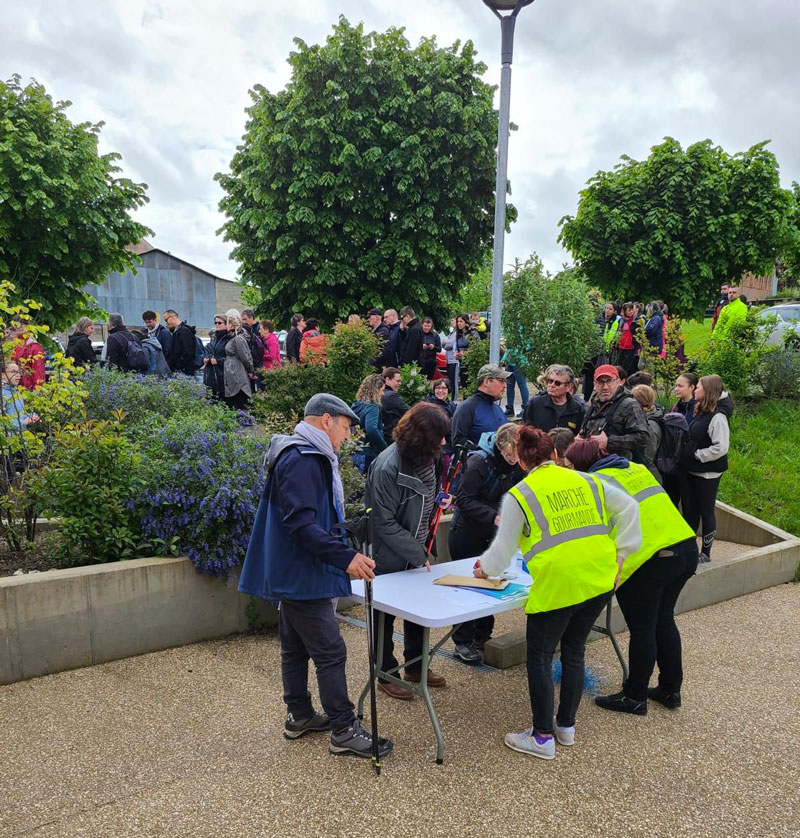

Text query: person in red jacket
(7, 322), (46, 390)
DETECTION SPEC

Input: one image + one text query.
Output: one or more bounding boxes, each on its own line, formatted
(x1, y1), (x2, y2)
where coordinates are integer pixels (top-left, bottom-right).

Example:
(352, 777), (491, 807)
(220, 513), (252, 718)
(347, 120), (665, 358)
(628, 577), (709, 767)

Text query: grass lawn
(680, 317), (713, 355)
(721, 399), (800, 536)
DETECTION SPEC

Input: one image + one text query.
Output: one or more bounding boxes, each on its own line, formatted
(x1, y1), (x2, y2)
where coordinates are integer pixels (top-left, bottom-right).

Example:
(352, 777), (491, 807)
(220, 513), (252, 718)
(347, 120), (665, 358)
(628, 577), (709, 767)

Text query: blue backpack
(193, 336), (206, 371)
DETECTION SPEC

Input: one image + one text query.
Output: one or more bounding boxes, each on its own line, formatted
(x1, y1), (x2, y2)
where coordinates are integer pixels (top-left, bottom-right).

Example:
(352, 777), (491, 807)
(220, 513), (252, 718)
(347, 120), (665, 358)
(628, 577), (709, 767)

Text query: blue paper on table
(457, 582), (529, 601)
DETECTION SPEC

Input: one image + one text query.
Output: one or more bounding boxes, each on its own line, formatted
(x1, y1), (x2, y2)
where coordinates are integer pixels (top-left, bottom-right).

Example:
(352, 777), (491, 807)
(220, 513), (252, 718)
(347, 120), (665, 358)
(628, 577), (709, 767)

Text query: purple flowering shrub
(133, 415), (267, 574)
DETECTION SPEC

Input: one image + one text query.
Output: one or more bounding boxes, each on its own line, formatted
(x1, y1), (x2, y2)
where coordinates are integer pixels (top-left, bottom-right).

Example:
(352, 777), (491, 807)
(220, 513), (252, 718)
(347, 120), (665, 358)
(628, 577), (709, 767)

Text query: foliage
(721, 399), (800, 536)
(325, 322), (378, 401)
(694, 307), (774, 396)
(0, 76), (151, 329)
(35, 417), (145, 567)
(781, 182), (800, 283)
(461, 334), (490, 392)
(559, 137), (794, 320)
(397, 363), (430, 405)
(456, 255), (492, 314)
(502, 255), (603, 381)
(133, 414), (268, 575)
(340, 434), (366, 519)
(756, 348), (800, 399)
(216, 17), (513, 327)
(638, 316), (688, 403)
(253, 323), (377, 422)
(253, 362), (329, 425)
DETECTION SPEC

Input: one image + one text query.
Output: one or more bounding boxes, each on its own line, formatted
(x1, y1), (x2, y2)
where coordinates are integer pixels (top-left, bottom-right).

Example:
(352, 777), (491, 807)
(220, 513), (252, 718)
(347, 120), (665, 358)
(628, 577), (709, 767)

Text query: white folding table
(350, 557), (532, 764)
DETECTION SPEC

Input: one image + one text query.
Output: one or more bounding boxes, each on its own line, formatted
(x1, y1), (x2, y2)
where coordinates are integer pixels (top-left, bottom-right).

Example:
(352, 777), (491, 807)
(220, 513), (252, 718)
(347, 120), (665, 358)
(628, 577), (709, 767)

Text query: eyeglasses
(596, 377), (619, 385)
(546, 378), (567, 387)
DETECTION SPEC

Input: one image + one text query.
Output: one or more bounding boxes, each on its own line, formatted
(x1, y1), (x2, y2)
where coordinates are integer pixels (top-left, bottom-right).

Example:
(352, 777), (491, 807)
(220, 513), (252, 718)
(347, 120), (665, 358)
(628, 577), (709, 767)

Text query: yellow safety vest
(509, 465), (617, 614)
(595, 462), (695, 585)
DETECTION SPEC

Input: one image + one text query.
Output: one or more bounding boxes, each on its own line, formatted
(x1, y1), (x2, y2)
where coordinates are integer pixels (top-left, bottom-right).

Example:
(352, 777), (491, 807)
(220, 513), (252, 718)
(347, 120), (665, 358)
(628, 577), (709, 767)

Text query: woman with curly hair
(365, 402), (453, 701)
(351, 373), (387, 471)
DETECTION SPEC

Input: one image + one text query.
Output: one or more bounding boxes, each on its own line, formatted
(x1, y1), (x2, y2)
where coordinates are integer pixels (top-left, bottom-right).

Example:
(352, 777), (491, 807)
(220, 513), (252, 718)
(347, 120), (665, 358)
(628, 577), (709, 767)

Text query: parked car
(759, 305), (800, 347)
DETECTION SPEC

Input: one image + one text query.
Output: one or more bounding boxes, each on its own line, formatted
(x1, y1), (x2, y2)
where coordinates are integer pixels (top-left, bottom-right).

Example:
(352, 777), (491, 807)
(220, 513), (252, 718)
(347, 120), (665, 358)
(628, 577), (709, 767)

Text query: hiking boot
(404, 669), (447, 688)
(329, 719), (393, 758)
(648, 686), (682, 709)
(595, 691), (648, 716)
(504, 728), (555, 760)
(554, 720), (575, 746)
(283, 711), (331, 740)
(454, 642), (482, 664)
(377, 680), (414, 700)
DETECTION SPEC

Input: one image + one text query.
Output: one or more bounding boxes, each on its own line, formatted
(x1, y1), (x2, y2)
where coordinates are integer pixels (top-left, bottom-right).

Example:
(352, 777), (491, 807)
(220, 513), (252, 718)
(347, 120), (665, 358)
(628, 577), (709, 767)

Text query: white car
(759, 304), (800, 347)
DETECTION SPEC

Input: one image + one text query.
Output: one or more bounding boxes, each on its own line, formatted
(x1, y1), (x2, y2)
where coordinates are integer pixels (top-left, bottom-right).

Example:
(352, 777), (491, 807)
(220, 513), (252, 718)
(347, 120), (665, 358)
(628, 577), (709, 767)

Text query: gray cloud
(2, 0), (798, 282)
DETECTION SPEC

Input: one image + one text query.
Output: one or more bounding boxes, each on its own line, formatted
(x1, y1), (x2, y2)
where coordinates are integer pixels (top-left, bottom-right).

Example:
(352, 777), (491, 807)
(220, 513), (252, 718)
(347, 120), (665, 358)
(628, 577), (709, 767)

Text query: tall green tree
(558, 137), (793, 319)
(0, 76), (151, 330)
(782, 181), (800, 284)
(216, 17), (514, 327)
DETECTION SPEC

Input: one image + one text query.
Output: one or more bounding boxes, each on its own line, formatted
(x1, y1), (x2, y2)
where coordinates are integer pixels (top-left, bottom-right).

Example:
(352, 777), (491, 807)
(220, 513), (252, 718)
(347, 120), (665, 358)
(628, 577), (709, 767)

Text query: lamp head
(483, 0), (535, 10)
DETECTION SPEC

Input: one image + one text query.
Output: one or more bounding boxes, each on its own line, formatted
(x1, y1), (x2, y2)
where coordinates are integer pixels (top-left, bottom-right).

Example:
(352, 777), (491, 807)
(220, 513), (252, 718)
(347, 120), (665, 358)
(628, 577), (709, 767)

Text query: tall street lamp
(482, 0), (534, 365)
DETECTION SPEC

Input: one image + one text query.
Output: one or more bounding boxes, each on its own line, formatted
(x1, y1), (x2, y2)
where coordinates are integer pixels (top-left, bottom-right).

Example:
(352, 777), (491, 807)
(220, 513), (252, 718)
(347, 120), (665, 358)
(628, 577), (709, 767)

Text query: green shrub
(326, 322), (378, 402)
(398, 363), (430, 405)
(756, 348), (800, 399)
(253, 362), (329, 424)
(35, 418), (145, 567)
(461, 337), (490, 392)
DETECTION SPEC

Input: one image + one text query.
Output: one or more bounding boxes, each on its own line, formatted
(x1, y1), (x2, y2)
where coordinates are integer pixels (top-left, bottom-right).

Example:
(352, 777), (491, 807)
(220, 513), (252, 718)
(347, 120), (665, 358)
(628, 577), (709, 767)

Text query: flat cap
(304, 393), (359, 424)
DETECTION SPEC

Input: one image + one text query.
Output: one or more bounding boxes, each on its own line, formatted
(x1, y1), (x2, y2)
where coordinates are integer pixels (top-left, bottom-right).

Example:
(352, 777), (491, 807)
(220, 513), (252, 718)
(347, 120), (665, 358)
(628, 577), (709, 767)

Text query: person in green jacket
(713, 286), (747, 337)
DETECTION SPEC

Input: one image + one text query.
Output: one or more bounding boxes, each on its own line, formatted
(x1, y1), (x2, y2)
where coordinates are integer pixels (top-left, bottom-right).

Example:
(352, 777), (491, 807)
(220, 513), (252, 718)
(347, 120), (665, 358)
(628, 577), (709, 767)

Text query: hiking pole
(362, 508), (381, 775)
(425, 441), (474, 555)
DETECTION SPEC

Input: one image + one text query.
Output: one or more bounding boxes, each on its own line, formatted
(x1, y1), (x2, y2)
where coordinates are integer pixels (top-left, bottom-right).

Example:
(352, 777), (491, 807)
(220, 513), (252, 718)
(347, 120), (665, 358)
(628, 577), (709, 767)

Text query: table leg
(592, 599), (628, 682)
(418, 627), (445, 765)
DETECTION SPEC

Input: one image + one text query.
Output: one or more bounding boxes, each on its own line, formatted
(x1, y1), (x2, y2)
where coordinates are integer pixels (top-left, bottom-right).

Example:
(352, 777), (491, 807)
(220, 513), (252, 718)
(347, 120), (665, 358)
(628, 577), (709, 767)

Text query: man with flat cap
(239, 393), (393, 760)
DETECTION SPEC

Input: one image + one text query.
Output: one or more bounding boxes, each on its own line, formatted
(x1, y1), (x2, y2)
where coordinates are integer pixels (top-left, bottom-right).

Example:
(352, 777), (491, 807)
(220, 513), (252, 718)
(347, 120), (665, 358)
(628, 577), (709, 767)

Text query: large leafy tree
(0, 76), (151, 330)
(558, 138), (793, 319)
(216, 17), (514, 326)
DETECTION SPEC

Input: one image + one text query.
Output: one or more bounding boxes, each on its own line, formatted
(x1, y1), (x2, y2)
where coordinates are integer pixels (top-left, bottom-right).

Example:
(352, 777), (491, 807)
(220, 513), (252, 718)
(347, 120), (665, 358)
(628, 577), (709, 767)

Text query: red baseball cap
(593, 364), (619, 380)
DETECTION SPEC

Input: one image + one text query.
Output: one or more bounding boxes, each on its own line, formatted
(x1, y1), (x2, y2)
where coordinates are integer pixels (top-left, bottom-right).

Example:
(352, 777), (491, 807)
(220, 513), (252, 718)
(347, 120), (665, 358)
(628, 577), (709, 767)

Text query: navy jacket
(451, 390), (506, 447)
(238, 436), (355, 602)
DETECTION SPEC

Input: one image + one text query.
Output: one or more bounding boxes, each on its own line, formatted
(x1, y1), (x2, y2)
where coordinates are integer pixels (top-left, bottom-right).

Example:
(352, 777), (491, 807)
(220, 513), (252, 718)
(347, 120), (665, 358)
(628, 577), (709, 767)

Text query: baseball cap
(593, 364), (620, 380)
(477, 363), (512, 383)
(304, 393), (359, 425)
(367, 307), (382, 316)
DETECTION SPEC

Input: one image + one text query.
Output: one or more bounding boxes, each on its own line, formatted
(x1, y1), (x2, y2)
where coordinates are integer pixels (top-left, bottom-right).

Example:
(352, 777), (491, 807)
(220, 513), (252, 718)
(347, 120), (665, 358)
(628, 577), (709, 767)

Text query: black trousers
(661, 473), (684, 509)
(449, 525), (494, 647)
(526, 590), (612, 732)
(681, 474), (722, 558)
(279, 598), (355, 733)
(617, 348), (639, 376)
(373, 610), (425, 676)
(225, 390), (250, 411)
(615, 539), (699, 701)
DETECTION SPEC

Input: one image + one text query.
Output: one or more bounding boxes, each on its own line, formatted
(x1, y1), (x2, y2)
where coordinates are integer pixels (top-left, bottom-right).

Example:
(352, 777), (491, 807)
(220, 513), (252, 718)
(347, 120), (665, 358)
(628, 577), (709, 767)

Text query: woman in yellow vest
(473, 426), (641, 760)
(565, 437), (699, 715)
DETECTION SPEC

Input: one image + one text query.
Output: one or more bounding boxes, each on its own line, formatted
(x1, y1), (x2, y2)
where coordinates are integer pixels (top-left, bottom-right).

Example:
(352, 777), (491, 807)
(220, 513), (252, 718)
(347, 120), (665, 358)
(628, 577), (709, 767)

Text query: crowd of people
(234, 290), (737, 762)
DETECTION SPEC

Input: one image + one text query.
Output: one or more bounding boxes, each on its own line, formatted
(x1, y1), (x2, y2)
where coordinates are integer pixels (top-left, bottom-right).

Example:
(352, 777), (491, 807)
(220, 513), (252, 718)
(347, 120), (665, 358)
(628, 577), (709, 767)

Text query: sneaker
(504, 407), (515, 417)
(504, 728), (555, 760)
(698, 553), (711, 564)
(329, 719), (393, 758)
(454, 642), (482, 664)
(553, 720), (575, 746)
(648, 686), (682, 709)
(283, 711), (331, 740)
(595, 691), (648, 716)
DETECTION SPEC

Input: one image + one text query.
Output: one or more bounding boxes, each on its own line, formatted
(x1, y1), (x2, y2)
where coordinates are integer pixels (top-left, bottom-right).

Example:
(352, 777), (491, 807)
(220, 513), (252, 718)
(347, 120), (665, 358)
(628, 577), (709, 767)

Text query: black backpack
(654, 412), (690, 477)
(125, 337), (149, 372)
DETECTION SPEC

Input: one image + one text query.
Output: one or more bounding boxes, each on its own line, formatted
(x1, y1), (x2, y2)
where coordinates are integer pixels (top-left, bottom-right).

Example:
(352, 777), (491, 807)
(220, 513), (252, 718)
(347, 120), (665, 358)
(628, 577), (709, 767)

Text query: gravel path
(1, 583), (797, 837)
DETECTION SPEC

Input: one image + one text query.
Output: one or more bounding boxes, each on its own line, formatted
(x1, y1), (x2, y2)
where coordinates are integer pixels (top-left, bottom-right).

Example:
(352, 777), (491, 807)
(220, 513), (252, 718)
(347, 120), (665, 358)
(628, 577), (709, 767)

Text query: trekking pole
(362, 507), (381, 775)
(426, 441), (473, 555)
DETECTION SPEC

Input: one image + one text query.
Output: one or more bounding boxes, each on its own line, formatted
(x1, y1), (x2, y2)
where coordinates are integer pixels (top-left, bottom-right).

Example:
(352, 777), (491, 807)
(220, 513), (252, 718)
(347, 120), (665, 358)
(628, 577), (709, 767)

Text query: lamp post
(482, 0), (534, 365)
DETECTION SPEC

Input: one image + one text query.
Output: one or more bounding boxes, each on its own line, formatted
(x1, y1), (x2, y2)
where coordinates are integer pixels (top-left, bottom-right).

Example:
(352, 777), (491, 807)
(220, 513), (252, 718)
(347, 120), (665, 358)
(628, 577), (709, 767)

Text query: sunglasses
(546, 378), (567, 387)
(214, 320), (224, 325)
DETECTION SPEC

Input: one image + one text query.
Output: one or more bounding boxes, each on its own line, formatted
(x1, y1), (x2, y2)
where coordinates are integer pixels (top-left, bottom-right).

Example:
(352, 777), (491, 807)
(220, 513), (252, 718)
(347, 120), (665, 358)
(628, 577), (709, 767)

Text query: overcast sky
(3, 0), (799, 281)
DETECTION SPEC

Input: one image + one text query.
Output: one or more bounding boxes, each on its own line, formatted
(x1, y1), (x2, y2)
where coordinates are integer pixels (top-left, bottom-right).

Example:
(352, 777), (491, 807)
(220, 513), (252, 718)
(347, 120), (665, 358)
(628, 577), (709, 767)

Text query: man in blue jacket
(451, 364), (510, 447)
(239, 393), (392, 760)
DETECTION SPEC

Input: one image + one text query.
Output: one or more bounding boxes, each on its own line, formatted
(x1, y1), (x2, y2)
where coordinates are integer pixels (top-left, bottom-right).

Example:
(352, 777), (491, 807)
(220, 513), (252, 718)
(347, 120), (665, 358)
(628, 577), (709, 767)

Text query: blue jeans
(505, 365), (529, 412)
(526, 590), (612, 732)
(279, 598), (356, 732)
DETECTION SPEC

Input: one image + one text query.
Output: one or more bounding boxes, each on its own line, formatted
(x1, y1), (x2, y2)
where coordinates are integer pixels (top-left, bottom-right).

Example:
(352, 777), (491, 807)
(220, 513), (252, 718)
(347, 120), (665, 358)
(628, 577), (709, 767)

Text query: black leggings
(681, 474), (722, 559)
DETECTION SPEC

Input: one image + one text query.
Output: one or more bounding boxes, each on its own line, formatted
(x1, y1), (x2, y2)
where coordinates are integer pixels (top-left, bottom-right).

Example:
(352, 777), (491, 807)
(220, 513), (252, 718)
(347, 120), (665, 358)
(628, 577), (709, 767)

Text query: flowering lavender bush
(132, 414), (267, 574)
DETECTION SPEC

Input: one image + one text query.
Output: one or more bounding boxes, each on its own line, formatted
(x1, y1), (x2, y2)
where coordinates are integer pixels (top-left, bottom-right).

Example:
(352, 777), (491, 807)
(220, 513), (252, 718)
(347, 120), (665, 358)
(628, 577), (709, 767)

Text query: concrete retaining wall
(0, 558), (276, 686)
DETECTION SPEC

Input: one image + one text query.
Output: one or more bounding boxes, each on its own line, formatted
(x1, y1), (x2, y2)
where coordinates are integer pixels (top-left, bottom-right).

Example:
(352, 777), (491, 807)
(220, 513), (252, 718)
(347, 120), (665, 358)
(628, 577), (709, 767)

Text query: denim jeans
(526, 590), (612, 732)
(615, 538), (699, 700)
(505, 364), (529, 412)
(279, 598), (356, 732)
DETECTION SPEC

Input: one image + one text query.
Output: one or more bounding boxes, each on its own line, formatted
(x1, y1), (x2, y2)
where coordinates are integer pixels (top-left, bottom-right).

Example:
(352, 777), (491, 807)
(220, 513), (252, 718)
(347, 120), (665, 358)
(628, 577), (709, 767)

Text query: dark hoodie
(166, 321), (197, 375)
(587, 453), (631, 474)
(65, 331), (96, 367)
